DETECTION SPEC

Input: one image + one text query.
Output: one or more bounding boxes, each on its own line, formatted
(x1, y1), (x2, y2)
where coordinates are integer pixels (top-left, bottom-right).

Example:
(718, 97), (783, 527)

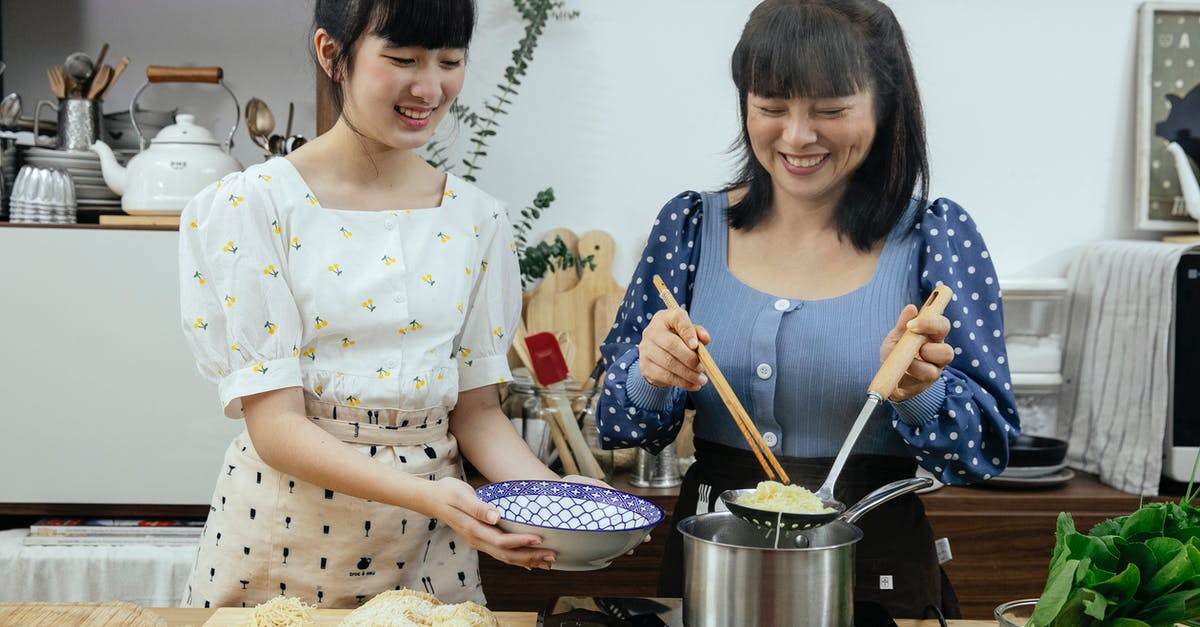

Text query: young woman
(179, 0), (574, 609)
(596, 0), (1019, 618)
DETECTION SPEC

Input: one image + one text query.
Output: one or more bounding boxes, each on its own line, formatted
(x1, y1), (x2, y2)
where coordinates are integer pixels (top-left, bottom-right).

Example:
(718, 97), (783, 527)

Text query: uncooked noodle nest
(242, 588), (499, 626)
(242, 596), (316, 626)
(337, 589), (499, 627)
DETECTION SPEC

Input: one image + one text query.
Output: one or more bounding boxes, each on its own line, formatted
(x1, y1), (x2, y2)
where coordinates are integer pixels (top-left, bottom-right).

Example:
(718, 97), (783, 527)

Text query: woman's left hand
(879, 304), (954, 401)
(559, 474), (610, 488)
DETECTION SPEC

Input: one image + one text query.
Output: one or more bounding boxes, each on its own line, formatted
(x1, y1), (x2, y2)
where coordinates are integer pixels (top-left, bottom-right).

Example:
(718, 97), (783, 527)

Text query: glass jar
(502, 371), (610, 475)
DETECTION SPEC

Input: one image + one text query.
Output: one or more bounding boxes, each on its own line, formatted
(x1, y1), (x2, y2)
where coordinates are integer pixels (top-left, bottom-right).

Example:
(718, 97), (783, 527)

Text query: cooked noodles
(737, 480), (833, 514)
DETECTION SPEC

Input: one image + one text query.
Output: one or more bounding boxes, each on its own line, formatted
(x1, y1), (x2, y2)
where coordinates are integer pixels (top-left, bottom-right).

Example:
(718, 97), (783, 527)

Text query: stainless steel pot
(677, 476), (931, 627)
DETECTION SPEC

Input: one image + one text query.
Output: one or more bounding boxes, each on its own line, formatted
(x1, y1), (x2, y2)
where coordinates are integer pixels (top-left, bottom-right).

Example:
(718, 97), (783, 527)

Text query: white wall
(0, 1), (1179, 282)
(0, 228), (243, 504)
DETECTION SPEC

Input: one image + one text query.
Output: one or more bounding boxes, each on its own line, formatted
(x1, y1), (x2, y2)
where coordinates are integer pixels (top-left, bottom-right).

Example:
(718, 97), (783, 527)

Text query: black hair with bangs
(726, 0), (929, 251)
(314, 0), (477, 118)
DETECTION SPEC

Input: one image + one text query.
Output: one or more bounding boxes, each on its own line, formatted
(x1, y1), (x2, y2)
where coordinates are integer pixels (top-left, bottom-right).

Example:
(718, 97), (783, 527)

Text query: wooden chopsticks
(651, 275), (790, 484)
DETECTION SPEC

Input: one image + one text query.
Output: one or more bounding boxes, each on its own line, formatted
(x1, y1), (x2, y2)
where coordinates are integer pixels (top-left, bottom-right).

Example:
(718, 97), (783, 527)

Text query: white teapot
(89, 65), (242, 216)
(91, 114), (241, 216)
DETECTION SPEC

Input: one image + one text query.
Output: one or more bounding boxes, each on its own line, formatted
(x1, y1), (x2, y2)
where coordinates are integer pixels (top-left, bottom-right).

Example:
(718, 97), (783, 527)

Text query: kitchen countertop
(143, 608), (988, 625)
(0, 606), (540, 626)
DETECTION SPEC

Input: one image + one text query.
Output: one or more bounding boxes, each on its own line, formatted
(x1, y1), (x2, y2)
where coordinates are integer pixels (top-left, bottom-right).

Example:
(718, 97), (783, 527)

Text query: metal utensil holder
(630, 442), (682, 488)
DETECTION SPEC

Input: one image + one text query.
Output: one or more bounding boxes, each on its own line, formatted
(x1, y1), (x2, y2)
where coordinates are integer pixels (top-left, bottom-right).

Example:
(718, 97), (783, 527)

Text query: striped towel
(1058, 240), (1196, 495)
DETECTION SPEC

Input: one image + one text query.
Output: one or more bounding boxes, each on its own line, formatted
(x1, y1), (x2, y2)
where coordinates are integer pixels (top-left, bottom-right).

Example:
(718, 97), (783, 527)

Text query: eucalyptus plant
(424, 0), (592, 287)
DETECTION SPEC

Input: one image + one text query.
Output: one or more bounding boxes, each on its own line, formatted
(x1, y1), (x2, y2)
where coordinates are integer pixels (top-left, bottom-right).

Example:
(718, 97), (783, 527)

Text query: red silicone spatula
(524, 331), (570, 386)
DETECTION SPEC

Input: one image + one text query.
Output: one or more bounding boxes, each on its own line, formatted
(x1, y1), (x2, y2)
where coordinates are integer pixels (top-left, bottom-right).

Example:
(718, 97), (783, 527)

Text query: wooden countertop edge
(0, 222), (176, 232)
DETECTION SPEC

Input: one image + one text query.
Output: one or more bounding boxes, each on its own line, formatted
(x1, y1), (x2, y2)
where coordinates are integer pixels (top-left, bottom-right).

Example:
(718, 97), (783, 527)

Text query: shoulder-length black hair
(314, 0), (477, 118)
(726, 0), (929, 251)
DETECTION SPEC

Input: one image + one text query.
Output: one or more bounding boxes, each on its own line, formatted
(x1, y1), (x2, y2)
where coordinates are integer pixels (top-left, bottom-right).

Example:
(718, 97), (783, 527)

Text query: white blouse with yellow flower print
(179, 157), (521, 418)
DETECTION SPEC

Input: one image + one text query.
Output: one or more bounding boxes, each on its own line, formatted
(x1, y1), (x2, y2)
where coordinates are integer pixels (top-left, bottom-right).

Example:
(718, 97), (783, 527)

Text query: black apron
(658, 438), (960, 620)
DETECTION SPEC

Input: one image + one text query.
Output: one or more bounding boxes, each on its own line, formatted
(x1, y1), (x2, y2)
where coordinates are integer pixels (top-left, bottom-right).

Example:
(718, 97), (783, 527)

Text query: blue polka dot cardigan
(596, 191), (1020, 485)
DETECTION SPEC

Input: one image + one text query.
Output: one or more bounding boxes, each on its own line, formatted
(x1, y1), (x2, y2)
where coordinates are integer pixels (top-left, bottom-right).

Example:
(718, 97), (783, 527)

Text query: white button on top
(762, 431), (779, 447)
(385, 220), (396, 230)
(756, 363), (773, 379)
(773, 299), (790, 311)
(393, 295), (404, 304)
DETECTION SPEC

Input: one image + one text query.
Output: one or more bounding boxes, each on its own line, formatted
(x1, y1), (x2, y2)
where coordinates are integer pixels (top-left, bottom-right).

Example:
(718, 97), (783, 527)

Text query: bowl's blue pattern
(476, 480), (664, 532)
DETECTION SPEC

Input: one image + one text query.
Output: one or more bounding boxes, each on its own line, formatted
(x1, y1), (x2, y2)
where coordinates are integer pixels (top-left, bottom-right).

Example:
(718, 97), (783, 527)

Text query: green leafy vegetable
(1028, 503), (1200, 626)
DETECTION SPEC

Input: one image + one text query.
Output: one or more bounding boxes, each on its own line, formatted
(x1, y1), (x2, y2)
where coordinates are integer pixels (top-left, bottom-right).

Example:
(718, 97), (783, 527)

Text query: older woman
(596, 0), (1018, 618)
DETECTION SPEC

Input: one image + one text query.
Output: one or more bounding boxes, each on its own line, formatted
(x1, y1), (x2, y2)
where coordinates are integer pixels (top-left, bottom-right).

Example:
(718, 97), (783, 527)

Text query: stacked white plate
(20, 146), (121, 209)
(1, 142), (15, 219)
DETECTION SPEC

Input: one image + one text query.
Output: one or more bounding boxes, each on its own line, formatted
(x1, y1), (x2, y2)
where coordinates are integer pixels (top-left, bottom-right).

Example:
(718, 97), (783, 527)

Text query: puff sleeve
(596, 191), (706, 454)
(179, 172), (304, 418)
(453, 199), (521, 391)
(892, 198), (1021, 484)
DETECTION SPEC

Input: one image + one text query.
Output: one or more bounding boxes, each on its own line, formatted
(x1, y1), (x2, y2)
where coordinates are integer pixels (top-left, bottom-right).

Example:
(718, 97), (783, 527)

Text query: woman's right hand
(637, 307), (710, 392)
(424, 477), (557, 570)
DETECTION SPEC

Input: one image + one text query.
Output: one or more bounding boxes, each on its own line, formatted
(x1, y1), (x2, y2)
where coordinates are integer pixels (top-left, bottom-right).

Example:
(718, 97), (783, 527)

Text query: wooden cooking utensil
(651, 274), (789, 484)
(46, 67), (67, 99)
(543, 407), (579, 476)
(86, 64), (111, 100)
(97, 56), (129, 100)
(93, 43), (109, 72)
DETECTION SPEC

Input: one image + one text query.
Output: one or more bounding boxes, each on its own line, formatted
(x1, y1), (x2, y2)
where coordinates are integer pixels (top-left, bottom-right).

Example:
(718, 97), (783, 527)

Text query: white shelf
(1011, 372), (1063, 394)
(999, 277), (1068, 301)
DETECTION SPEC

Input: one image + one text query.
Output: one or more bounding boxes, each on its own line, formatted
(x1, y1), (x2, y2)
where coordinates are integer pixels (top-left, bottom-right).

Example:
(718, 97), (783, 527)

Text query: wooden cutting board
(203, 607), (537, 625)
(0, 601), (168, 626)
(551, 230), (625, 382)
(592, 291), (624, 368)
(524, 228), (580, 340)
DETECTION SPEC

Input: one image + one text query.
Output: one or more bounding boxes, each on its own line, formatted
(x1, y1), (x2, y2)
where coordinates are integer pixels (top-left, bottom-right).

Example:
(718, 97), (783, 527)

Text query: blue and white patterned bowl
(476, 479), (664, 571)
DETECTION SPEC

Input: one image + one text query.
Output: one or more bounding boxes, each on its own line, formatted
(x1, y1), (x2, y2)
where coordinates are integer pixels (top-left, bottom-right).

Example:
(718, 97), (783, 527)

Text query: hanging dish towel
(1058, 240), (1197, 495)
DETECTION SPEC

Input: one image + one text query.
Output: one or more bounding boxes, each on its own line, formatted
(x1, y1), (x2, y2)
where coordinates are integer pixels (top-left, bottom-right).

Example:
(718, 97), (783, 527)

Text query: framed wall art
(1136, 2), (1200, 231)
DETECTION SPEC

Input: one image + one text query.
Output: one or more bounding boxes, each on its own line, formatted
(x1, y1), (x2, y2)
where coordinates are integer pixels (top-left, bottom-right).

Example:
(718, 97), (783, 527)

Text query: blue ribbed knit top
(686, 191), (918, 458)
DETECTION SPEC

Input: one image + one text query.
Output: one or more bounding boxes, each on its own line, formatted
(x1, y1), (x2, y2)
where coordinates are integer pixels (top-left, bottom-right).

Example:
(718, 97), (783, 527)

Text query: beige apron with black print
(183, 400), (485, 609)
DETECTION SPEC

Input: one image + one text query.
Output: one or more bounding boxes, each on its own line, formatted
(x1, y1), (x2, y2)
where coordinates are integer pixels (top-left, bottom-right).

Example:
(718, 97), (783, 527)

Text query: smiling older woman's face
(746, 89), (877, 211)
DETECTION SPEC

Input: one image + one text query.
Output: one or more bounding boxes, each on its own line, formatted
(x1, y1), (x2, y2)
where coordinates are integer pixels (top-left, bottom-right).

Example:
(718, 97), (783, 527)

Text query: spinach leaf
(1030, 556), (1082, 626)
(1121, 505), (1167, 541)
(1137, 587), (1200, 626)
(1143, 544), (1198, 598)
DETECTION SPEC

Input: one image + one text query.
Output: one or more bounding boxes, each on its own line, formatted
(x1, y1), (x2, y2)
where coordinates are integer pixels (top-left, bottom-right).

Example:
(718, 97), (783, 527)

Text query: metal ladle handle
(837, 477), (933, 524)
(815, 284), (955, 502)
(128, 65), (239, 151)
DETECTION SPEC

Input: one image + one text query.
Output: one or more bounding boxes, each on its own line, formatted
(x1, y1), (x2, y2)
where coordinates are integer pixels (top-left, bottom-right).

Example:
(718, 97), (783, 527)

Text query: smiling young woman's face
(340, 34), (467, 151)
(746, 90), (877, 210)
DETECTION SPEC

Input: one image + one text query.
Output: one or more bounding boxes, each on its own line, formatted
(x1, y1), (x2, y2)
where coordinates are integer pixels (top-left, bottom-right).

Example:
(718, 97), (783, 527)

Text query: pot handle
(838, 477), (932, 525)
(128, 65), (240, 152)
